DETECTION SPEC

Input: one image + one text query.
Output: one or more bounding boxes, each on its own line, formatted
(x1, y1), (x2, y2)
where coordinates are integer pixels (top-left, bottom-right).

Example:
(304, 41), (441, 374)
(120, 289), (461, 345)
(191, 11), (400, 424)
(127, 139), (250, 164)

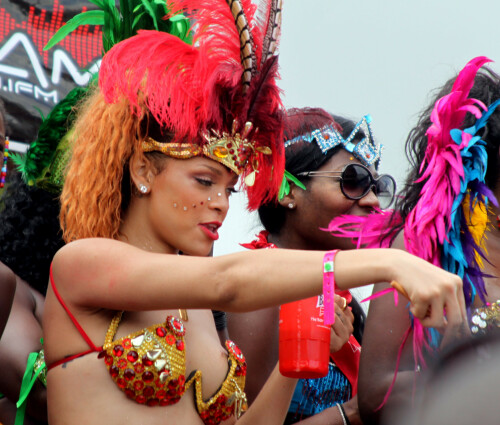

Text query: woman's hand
(389, 250), (466, 329)
(330, 295), (354, 353)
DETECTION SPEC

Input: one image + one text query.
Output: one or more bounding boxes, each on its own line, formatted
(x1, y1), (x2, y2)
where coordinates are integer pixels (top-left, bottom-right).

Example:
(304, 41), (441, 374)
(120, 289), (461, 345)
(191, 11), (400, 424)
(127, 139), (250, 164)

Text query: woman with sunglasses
(228, 108), (396, 425)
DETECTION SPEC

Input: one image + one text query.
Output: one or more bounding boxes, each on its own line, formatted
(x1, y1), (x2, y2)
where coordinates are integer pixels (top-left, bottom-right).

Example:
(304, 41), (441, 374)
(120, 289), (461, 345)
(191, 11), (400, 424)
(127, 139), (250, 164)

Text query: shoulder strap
(49, 263), (100, 352)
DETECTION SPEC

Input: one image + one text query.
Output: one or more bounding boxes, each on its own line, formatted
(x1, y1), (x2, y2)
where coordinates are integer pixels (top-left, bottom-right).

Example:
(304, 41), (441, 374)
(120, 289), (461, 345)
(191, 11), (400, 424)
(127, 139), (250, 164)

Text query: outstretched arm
(52, 238), (464, 328)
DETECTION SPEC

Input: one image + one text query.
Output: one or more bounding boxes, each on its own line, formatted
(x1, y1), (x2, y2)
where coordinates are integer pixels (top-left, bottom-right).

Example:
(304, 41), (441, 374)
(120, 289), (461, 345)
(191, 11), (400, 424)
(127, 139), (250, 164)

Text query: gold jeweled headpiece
(142, 120), (272, 186)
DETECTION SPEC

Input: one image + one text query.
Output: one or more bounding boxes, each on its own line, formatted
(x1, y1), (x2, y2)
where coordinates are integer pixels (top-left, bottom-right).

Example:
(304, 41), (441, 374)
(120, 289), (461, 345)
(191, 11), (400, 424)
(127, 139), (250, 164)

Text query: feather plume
(45, 0), (191, 52)
(238, 55), (284, 208)
(100, 0), (284, 208)
(12, 86), (89, 190)
(407, 56), (493, 305)
(257, 0), (282, 67)
(228, 0), (257, 89)
(326, 209), (400, 249)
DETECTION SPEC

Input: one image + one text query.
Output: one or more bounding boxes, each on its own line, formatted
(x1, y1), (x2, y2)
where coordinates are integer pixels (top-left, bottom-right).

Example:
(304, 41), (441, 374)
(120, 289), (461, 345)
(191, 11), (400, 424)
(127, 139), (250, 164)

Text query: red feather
(99, 0), (285, 209)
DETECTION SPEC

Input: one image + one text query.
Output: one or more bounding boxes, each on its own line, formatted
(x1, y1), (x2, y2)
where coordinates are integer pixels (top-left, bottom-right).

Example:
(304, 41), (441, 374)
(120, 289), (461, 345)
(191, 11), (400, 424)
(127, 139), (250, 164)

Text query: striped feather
(258, 0), (282, 67)
(228, 0), (256, 90)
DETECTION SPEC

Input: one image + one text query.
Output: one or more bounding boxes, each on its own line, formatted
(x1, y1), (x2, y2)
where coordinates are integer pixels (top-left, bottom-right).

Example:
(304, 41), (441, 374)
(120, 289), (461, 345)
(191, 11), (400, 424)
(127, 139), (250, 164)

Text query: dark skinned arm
(0, 262), (16, 339)
(0, 278), (47, 422)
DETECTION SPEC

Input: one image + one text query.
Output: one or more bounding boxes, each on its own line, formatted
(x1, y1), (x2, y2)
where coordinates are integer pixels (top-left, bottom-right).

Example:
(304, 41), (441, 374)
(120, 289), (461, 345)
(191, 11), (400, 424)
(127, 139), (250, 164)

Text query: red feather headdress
(98, 0), (285, 210)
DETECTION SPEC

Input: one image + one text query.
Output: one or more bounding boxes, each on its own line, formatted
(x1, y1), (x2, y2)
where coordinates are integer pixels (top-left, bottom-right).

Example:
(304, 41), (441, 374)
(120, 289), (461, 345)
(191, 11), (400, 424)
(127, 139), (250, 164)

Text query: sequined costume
(287, 363), (352, 420)
(470, 301), (500, 335)
(47, 266), (247, 425)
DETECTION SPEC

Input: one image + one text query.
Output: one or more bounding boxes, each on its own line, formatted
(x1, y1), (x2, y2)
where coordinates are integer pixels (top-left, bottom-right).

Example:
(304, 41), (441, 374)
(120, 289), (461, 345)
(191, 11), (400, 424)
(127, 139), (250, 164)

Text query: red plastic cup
(279, 295), (331, 379)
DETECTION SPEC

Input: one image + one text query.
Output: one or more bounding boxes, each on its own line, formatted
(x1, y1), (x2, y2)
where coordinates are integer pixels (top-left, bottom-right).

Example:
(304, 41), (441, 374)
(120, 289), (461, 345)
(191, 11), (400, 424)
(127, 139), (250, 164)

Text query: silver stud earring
(173, 203), (177, 208)
(288, 203), (294, 209)
(217, 193), (222, 197)
(208, 197), (211, 201)
(139, 184), (148, 194)
(183, 206), (187, 211)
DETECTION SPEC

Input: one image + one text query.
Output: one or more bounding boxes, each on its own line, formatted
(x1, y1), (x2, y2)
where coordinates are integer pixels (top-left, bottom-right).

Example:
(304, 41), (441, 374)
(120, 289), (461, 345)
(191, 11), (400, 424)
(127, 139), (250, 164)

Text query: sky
(214, 0), (500, 261)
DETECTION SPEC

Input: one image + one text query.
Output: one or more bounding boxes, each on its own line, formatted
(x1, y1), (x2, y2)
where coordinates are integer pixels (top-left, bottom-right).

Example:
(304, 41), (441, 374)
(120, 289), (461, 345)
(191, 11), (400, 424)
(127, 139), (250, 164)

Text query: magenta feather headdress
(405, 56), (490, 268)
(98, 0), (285, 210)
(327, 56), (499, 406)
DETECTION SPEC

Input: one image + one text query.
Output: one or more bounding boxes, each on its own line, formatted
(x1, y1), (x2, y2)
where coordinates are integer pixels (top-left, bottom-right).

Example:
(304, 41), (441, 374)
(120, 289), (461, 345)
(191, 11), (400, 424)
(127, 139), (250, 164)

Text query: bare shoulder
(52, 238), (135, 279)
(50, 238), (141, 300)
(54, 238), (130, 264)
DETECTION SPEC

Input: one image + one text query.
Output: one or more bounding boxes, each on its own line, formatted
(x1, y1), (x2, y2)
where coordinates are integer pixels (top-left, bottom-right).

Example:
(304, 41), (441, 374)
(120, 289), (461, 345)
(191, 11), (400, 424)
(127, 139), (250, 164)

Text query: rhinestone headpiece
(142, 120), (272, 186)
(284, 115), (382, 166)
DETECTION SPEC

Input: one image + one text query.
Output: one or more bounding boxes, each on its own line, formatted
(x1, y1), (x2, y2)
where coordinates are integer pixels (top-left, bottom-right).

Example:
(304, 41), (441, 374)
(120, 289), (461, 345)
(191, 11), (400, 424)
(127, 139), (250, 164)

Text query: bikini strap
(104, 311), (124, 345)
(49, 263), (101, 352)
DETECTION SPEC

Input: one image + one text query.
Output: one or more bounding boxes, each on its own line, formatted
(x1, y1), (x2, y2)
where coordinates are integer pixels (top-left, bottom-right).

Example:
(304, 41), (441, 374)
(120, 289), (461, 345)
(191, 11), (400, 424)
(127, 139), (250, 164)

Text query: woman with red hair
(42, 1), (465, 424)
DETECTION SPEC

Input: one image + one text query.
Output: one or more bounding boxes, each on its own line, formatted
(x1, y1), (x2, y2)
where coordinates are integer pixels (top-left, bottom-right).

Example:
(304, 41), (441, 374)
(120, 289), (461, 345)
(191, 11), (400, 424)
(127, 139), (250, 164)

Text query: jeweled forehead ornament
(142, 119), (272, 187)
(284, 114), (382, 167)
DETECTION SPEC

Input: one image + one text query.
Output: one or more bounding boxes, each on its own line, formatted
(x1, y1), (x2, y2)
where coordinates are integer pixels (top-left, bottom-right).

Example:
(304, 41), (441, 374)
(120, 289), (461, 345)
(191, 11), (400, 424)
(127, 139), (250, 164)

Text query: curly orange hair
(60, 87), (146, 242)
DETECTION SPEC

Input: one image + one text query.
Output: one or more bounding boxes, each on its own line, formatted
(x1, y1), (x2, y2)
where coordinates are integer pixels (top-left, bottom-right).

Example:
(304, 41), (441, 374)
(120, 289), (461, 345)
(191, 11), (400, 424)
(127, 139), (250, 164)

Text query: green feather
(89, 0), (108, 8)
(16, 86), (90, 188)
(138, 0), (160, 30)
(278, 177), (289, 201)
(278, 170), (306, 201)
(44, 0), (192, 52)
(285, 170), (307, 191)
(131, 11), (146, 30)
(44, 11), (105, 51)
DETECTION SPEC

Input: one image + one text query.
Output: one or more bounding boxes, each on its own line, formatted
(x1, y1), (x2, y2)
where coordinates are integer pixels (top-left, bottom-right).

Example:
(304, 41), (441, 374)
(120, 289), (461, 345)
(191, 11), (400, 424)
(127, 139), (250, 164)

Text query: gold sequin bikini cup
(48, 265), (247, 425)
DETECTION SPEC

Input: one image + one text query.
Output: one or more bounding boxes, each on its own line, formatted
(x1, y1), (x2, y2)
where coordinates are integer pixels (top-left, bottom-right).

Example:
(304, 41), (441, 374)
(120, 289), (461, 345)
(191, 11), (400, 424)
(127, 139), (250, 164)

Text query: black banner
(0, 0), (102, 147)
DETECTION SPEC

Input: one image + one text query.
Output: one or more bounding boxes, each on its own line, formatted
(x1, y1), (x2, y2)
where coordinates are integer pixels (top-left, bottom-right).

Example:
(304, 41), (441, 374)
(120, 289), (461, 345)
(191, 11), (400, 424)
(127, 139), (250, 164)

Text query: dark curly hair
(393, 67), (500, 236)
(0, 173), (63, 294)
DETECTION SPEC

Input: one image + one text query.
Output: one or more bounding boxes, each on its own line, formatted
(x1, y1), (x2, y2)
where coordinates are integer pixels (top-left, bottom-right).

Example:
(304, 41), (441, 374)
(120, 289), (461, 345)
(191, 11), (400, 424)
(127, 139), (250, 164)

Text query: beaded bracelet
(0, 137), (8, 189)
(323, 250), (339, 326)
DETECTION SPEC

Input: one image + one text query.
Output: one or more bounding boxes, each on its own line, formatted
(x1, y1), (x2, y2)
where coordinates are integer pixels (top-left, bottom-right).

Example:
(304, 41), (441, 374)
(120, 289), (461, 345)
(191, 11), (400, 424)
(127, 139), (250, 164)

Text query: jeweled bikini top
(48, 266), (247, 425)
(99, 312), (247, 423)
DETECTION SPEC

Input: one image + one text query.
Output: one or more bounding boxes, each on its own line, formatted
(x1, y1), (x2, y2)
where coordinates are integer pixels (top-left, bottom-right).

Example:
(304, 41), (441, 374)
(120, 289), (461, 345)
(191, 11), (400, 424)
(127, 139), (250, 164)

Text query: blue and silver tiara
(284, 114), (382, 166)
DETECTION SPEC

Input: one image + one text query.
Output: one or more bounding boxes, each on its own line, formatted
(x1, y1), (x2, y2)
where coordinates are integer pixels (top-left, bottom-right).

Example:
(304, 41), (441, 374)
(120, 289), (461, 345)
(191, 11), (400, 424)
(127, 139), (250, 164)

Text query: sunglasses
(298, 163), (396, 208)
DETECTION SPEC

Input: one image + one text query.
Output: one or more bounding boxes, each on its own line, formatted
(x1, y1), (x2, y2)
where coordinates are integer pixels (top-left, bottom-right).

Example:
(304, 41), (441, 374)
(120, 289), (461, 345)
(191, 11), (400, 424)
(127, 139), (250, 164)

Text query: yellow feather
(462, 192), (490, 268)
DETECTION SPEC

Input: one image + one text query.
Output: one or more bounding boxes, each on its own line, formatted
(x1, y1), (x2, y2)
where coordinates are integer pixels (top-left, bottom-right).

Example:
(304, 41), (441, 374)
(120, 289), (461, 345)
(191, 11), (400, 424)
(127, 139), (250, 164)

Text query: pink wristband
(323, 250), (339, 326)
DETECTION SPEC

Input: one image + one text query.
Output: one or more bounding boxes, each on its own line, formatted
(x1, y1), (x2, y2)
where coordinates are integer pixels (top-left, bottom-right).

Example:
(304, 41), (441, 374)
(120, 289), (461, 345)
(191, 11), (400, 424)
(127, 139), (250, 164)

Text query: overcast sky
(216, 0), (500, 256)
